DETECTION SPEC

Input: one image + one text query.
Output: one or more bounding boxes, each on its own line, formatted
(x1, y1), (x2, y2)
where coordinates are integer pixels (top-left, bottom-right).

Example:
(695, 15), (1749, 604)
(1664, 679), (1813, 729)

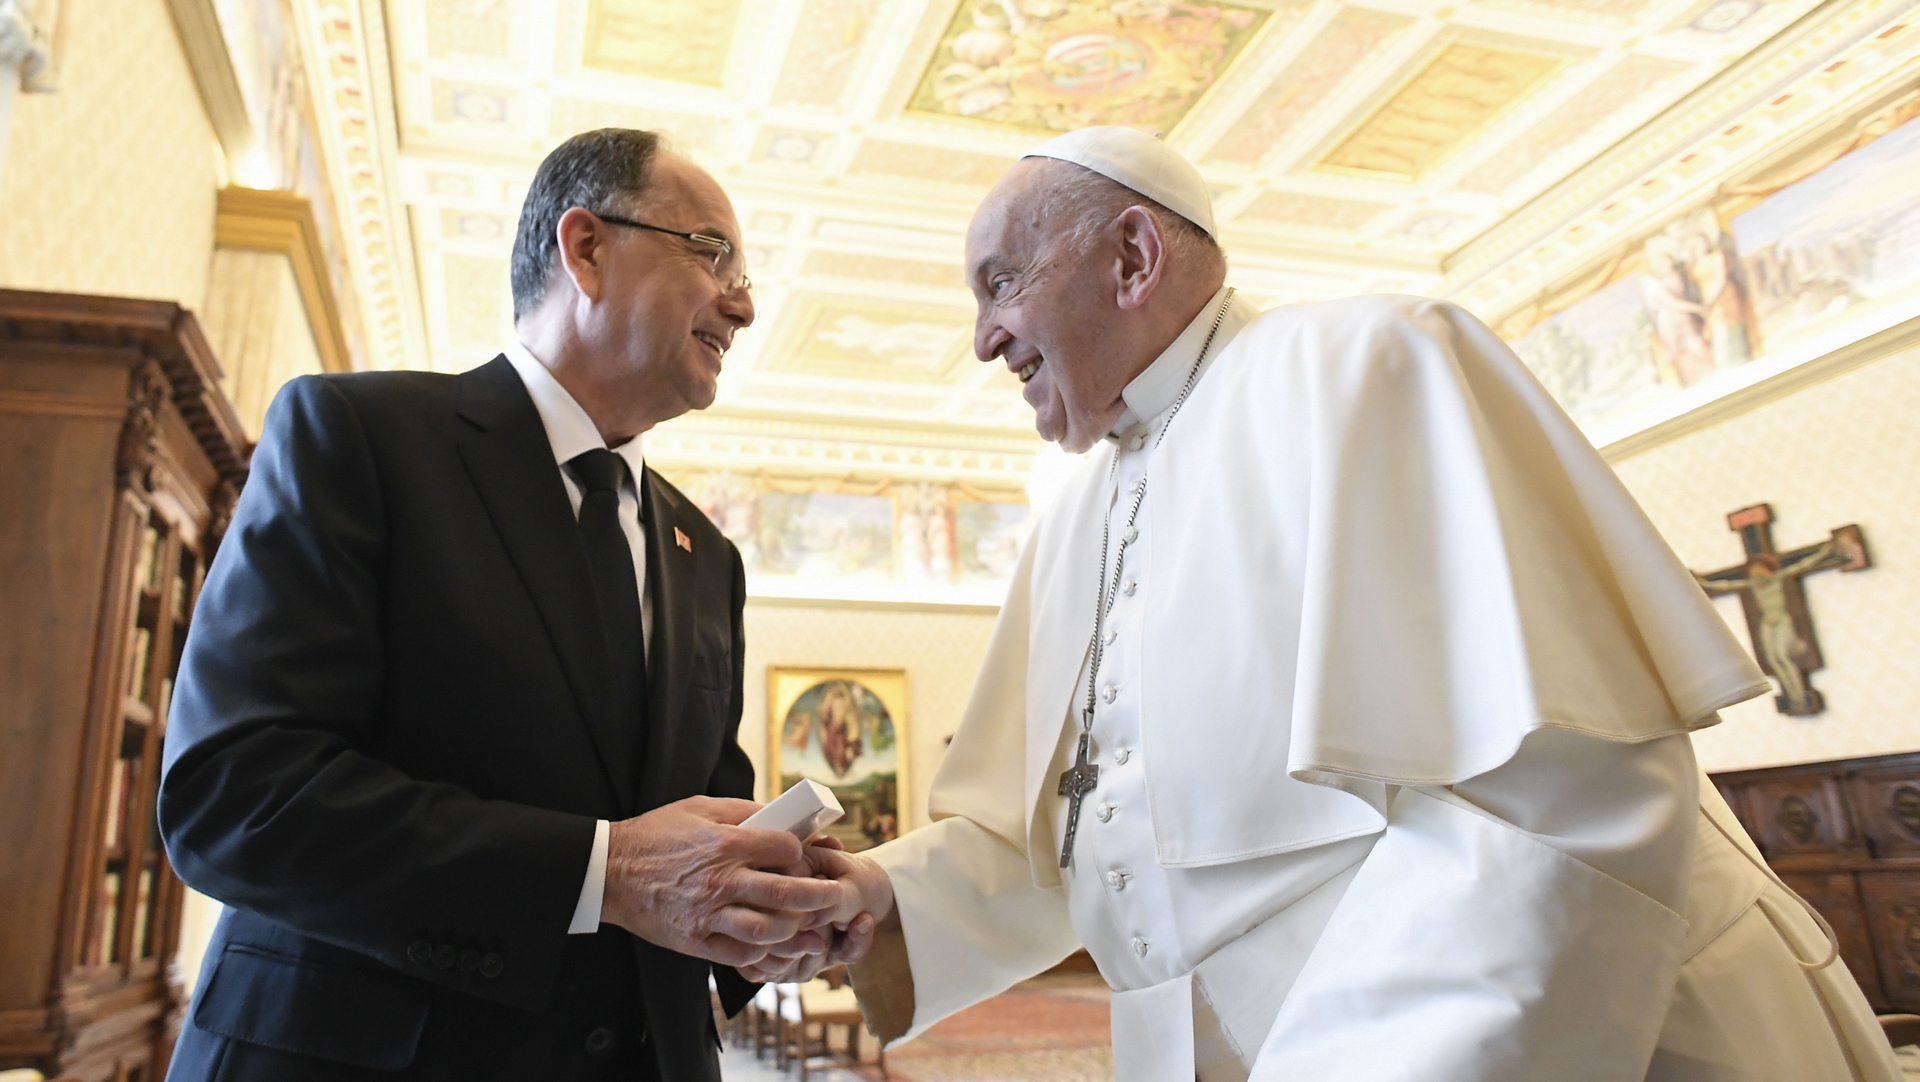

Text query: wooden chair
(750, 982), (784, 1059)
(1880, 1013), (1920, 1049)
(777, 968), (886, 1080)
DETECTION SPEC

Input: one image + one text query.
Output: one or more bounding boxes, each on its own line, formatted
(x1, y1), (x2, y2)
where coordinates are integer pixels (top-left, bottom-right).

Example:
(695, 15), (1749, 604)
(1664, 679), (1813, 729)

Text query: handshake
(598, 794), (893, 984)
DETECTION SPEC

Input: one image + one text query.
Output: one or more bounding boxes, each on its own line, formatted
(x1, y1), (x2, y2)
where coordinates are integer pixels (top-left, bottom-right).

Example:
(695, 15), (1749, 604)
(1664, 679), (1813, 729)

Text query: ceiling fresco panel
(1317, 41), (1569, 180)
(1205, 8), (1415, 167)
(424, 0), (520, 61)
(431, 80), (521, 130)
(439, 252), (512, 353)
(581, 0), (743, 86)
(846, 139), (1019, 187)
(1238, 190), (1396, 230)
(548, 98), (727, 153)
(1478, 0), (1661, 25)
(904, 0), (1273, 133)
(771, 0), (885, 108)
(800, 251), (970, 291)
(1453, 53), (1689, 195)
(764, 294), (976, 384)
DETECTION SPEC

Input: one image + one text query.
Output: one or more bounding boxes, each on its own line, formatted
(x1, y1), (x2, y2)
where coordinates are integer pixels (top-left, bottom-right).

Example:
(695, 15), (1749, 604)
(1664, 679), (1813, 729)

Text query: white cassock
(850, 289), (1899, 1082)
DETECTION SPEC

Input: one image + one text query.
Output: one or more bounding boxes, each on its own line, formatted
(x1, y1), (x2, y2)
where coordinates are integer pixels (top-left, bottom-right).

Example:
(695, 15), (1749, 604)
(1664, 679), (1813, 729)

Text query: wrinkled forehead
(966, 158), (1066, 262)
(648, 153), (741, 235)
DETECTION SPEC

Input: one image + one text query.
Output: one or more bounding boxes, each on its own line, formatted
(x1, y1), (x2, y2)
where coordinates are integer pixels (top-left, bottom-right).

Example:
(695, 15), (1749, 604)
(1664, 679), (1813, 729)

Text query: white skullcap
(1023, 126), (1216, 240)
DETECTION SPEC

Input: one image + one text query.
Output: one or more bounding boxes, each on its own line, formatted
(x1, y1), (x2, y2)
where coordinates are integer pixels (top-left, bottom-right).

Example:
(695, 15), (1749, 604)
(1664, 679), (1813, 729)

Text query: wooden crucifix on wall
(1695, 504), (1870, 717)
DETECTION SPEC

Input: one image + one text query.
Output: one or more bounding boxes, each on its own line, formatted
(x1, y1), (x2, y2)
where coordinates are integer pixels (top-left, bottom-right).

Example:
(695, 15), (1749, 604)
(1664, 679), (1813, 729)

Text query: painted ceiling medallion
(909, 0), (1271, 132)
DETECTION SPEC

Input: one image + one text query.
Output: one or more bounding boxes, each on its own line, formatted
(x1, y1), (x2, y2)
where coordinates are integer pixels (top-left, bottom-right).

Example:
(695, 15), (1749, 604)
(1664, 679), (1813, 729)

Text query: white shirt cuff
(568, 819), (610, 934)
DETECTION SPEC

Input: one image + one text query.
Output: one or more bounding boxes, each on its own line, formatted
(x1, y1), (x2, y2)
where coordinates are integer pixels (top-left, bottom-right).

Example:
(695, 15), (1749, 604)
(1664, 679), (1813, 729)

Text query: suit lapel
(639, 469), (697, 807)
(455, 356), (633, 810)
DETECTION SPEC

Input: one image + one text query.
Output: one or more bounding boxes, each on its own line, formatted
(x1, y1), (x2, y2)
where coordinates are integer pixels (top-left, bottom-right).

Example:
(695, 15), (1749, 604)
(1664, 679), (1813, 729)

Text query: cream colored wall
(202, 248), (326, 440)
(740, 601), (1001, 830)
(0, 0), (218, 311)
(1612, 340), (1920, 773)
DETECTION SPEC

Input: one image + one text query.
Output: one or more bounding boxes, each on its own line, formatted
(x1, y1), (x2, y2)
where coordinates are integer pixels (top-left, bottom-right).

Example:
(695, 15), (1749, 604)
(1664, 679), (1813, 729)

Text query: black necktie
(568, 449), (648, 796)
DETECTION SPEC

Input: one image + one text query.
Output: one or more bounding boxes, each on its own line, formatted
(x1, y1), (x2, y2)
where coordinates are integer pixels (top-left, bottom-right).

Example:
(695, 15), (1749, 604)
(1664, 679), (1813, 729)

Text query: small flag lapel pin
(674, 526), (693, 552)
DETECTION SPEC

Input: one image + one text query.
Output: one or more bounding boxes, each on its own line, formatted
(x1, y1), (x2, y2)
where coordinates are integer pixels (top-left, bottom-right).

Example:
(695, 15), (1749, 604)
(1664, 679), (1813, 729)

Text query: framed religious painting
(767, 668), (910, 852)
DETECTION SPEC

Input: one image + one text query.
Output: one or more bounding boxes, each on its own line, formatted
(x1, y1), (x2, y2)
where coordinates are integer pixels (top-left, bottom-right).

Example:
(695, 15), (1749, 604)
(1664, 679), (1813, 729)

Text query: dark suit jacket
(160, 356), (758, 1081)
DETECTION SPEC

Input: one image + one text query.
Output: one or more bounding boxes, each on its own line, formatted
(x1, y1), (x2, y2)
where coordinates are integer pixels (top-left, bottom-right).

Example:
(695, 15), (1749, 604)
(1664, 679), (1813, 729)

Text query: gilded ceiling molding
(214, 187), (352, 375)
(291, 0), (425, 371)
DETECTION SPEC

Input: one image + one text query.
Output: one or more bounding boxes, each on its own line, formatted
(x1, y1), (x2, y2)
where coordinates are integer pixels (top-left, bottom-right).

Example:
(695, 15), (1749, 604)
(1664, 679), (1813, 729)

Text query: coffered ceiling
(298, 0), (1920, 484)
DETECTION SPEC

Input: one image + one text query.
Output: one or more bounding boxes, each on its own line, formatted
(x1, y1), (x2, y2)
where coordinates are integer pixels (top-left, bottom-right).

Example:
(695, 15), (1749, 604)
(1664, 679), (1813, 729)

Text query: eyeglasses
(593, 211), (752, 294)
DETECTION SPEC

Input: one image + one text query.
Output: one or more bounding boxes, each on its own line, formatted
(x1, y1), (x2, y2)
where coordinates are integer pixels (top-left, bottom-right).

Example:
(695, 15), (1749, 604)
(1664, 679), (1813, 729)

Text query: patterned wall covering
(1613, 334), (1920, 773)
(0, 0), (219, 310)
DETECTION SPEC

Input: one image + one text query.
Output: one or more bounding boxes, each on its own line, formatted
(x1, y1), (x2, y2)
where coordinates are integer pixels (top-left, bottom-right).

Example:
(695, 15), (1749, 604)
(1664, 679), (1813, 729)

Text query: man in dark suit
(159, 128), (867, 1081)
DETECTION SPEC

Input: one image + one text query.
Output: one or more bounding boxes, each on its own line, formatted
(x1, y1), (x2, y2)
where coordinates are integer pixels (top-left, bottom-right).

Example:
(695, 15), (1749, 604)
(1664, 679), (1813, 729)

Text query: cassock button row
(480, 952), (505, 979)
(432, 943), (457, 970)
(1113, 748), (1131, 765)
(1102, 687), (1118, 704)
(1104, 628), (1117, 646)
(406, 940), (433, 967)
(1123, 526), (1138, 543)
(1131, 937), (1150, 957)
(584, 1027), (616, 1055)
(1128, 435), (1146, 451)
(1097, 803), (1115, 822)
(1121, 579), (1137, 596)
(458, 947), (480, 974)
(1106, 870), (1130, 891)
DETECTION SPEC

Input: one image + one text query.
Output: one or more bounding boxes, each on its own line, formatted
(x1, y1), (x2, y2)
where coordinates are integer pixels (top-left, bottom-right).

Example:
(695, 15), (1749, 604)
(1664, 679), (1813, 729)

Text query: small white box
(741, 779), (844, 840)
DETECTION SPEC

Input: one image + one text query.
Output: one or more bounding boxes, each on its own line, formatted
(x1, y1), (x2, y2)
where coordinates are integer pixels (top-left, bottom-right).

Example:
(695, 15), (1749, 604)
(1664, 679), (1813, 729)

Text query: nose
(720, 283), (754, 328)
(975, 318), (1010, 364)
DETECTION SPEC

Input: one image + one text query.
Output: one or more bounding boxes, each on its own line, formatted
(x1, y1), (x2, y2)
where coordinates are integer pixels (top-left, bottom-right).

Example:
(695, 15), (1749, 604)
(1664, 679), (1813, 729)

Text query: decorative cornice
(291, 0), (424, 370)
(215, 187), (353, 374)
(1440, 0), (1920, 318)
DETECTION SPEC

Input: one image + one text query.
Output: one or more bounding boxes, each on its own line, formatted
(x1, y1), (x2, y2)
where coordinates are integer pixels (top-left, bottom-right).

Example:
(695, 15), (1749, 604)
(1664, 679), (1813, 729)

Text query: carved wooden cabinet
(1714, 752), (1920, 1013)
(0, 290), (248, 1081)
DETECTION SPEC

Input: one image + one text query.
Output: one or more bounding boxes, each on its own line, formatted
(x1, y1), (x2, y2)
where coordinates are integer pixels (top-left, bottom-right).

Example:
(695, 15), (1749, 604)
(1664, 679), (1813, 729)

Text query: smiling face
(968, 160), (1134, 452)
(582, 153), (754, 424)
(967, 158), (1224, 453)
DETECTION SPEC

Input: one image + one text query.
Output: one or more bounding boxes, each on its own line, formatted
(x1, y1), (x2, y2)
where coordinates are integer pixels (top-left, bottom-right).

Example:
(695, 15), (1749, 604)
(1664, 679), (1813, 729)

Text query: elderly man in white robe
(771, 127), (1898, 1082)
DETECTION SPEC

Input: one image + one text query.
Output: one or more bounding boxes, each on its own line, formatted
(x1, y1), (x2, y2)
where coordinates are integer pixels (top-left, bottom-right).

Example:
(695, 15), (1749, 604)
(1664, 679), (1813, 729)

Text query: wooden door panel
(1783, 871), (1885, 1012)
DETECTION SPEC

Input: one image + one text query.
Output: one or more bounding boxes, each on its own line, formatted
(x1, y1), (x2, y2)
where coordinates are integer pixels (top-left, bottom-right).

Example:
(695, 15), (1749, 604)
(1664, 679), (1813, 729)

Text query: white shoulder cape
(934, 295), (1768, 882)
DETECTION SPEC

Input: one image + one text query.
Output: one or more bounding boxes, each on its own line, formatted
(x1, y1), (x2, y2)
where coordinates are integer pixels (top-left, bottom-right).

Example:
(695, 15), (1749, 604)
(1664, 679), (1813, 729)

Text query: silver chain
(1079, 288), (1236, 733)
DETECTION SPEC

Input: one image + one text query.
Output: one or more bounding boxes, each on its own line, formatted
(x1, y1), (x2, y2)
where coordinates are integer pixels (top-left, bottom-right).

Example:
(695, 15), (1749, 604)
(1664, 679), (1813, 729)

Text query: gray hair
(510, 128), (664, 321)
(1031, 161), (1224, 272)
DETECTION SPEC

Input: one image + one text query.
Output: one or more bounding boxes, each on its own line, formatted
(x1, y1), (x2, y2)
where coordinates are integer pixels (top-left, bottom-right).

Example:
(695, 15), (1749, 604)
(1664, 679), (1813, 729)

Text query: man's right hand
(600, 796), (859, 967)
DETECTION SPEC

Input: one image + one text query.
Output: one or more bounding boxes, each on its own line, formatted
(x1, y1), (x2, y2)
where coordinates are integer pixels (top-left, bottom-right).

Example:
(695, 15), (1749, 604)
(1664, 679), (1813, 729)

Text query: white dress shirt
(501, 342), (651, 935)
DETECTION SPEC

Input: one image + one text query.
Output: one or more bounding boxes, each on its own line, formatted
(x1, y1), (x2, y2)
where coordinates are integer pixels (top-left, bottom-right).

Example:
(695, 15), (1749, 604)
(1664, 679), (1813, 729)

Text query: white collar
(1110, 285), (1239, 438)
(501, 340), (646, 480)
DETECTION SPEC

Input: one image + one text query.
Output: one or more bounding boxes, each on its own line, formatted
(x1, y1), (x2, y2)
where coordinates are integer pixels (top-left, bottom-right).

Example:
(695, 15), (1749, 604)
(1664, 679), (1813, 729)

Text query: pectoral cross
(1058, 728), (1100, 868)
(1695, 503), (1870, 716)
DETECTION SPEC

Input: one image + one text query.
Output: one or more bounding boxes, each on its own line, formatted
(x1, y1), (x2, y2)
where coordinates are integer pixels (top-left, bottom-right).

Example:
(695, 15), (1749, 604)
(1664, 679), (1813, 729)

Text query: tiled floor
(719, 1045), (866, 1082)
(721, 973), (1111, 1082)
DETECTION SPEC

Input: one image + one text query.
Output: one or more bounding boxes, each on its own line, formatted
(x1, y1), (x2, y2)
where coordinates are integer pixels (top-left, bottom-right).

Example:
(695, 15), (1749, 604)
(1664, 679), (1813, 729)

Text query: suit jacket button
(584, 1027), (616, 1054)
(458, 947), (480, 974)
(433, 943), (457, 970)
(480, 952), (504, 979)
(407, 940), (433, 967)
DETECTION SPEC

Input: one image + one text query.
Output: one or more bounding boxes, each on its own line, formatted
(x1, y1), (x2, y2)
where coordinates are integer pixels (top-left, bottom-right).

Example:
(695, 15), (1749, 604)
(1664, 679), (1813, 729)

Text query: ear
(1113, 205), (1168, 312)
(553, 207), (610, 304)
